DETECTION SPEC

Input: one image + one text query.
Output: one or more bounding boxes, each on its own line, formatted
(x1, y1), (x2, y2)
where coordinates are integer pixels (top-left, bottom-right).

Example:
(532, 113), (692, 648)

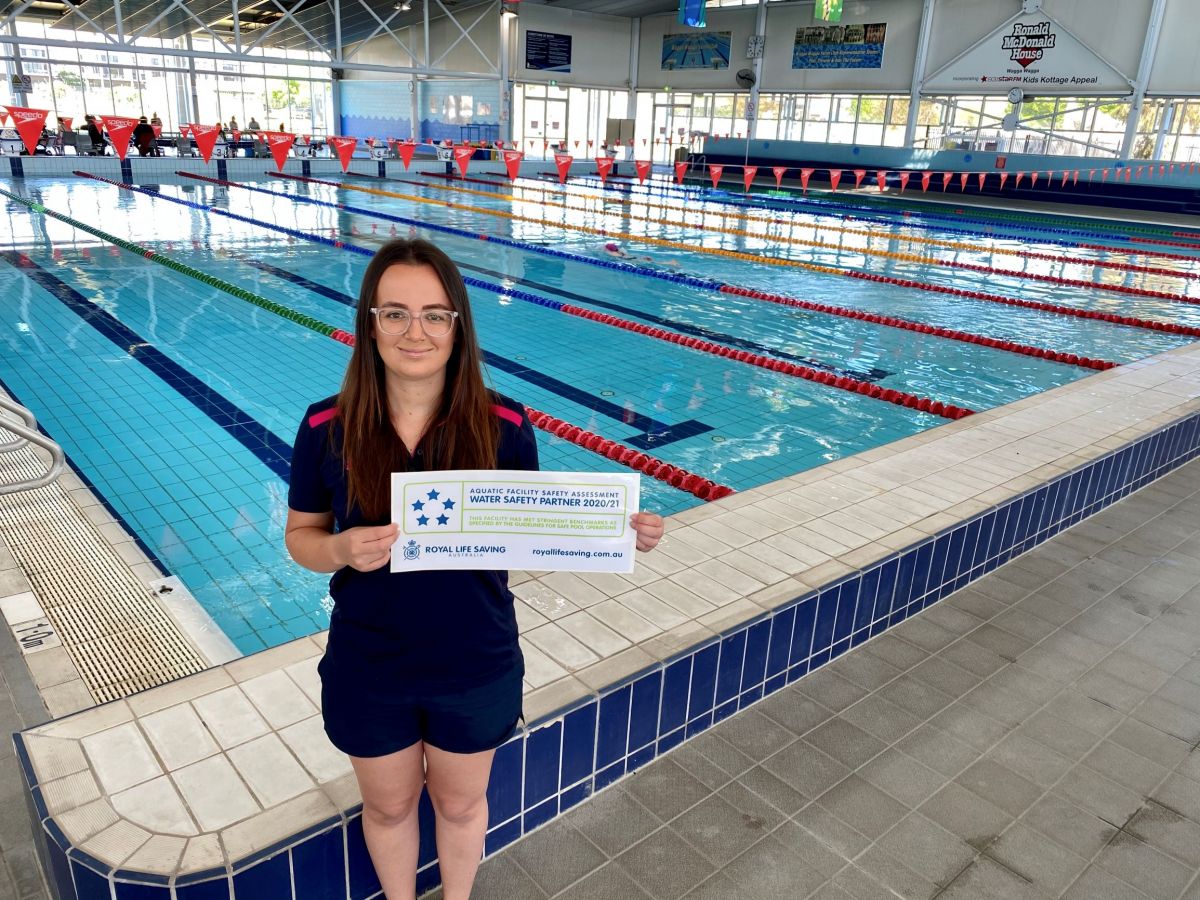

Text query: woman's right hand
(337, 523), (401, 572)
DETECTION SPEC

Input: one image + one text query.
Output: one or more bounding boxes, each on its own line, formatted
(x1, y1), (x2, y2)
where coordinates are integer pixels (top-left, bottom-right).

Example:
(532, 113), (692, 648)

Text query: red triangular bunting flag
(921, 172), (931, 192)
(853, 169), (866, 189)
(328, 136), (357, 172)
(876, 171), (888, 191)
(708, 164), (724, 188)
(635, 160), (652, 183)
(453, 145), (475, 177)
(999, 173), (1008, 190)
(596, 156), (615, 184)
(151, 125), (162, 139)
(799, 168), (813, 192)
(262, 131), (296, 171)
(742, 166), (757, 191)
(503, 149), (524, 180)
(942, 172), (952, 191)
(774, 166), (789, 188)
(898, 172), (910, 193)
(828, 168), (842, 191)
(1102, 168), (1110, 180)
(397, 141), (416, 169)
(1030, 171), (1040, 187)
(1135, 166), (1145, 178)
(675, 161), (688, 184)
(1016, 172), (1026, 188)
(1061, 171), (1068, 187)
(977, 172), (986, 190)
(958, 172), (968, 191)
(188, 123), (220, 163)
(1088, 169), (1096, 182)
(1072, 170), (1079, 186)
(554, 153), (573, 183)
(60, 116), (73, 131)
(103, 116), (138, 161)
(1125, 167), (1132, 182)
(5, 107), (48, 155)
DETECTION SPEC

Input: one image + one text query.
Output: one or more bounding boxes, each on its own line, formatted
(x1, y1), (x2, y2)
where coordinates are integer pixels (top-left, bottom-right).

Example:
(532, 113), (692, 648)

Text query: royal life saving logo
(1000, 21), (1055, 69)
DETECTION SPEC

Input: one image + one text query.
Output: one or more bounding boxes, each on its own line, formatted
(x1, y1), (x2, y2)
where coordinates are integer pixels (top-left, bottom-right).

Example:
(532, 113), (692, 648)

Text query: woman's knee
(362, 791), (421, 829)
(428, 788), (487, 826)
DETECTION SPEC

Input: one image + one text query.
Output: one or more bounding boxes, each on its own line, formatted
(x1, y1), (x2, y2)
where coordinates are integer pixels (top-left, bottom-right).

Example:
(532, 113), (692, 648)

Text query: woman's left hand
(630, 511), (665, 552)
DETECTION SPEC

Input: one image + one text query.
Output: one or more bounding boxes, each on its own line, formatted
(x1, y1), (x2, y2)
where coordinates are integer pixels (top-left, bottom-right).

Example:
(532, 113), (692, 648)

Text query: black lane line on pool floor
(223, 254), (713, 451)
(1, 250), (295, 484)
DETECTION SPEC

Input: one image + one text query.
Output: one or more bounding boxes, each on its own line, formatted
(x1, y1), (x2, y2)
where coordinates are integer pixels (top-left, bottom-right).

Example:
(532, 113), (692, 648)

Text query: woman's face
(372, 263), (457, 386)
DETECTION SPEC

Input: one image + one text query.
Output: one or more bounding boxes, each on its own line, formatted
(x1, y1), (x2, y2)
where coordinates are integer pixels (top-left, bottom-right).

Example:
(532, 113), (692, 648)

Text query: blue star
(427, 489), (440, 500)
(436, 514), (449, 525)
(442, 498), (455, 510)
(416, 514), (429, 526)
(411, 499), (424, 511)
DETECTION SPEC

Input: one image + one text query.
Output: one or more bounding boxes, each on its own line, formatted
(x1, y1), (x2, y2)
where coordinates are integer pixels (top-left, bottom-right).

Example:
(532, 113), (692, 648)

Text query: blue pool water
(2, 171), (1198, 653)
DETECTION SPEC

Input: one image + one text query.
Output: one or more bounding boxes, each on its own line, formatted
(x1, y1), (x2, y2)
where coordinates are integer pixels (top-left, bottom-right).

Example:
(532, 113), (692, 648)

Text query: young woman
(286, 239), (663, 900)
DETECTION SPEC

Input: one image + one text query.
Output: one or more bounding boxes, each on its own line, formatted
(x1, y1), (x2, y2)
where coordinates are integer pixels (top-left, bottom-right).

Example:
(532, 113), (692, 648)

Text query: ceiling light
(395, 1), (412, 10)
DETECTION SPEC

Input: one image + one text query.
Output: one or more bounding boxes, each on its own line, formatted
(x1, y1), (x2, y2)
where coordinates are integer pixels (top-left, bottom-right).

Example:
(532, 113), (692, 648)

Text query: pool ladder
(0, 397), (66, 495)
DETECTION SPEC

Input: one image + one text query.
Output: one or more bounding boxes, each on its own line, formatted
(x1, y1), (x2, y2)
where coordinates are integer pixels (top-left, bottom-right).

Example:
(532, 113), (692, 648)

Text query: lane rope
(262, 172), (1200, 338)
(173, 171), (973, 418)
(397, 173), (1199, 283)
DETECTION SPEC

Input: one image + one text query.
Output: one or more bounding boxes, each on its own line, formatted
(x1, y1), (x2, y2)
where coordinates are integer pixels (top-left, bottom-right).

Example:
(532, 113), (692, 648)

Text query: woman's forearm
(286, 526), (347, 573)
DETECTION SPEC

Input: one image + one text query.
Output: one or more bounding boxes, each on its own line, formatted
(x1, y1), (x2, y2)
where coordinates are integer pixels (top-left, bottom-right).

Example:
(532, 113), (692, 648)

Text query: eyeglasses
(370, 307), (459, 336)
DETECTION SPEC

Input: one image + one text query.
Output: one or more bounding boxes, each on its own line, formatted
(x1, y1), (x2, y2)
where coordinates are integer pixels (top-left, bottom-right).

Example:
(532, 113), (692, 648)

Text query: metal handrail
(0, 400), (35, 453)
(0, 397), (66, 495)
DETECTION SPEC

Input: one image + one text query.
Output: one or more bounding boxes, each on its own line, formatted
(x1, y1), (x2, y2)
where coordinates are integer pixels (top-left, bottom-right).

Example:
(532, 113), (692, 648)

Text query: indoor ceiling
(4, 0), (726, 53)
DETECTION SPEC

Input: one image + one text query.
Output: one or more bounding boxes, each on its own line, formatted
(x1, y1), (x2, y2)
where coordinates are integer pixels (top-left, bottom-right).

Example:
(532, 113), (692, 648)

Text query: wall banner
(525, 31), (572, 73)
(662, 32), (732, 70)
(923, 10), (1131, 95)
(792, 23), (886, 70)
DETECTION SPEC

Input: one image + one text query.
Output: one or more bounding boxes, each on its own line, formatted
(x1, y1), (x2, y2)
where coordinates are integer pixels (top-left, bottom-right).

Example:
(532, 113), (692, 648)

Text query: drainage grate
(0, 443), (207, 704)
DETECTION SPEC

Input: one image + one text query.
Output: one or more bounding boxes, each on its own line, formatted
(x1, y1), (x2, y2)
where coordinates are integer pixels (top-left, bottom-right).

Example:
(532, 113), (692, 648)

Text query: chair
(74, 133), (97, 155)
(294, 136), (312, 159)
(252, 137), (270, 159)
(59, 131), (78, 154)
(175, 135), (194, 157)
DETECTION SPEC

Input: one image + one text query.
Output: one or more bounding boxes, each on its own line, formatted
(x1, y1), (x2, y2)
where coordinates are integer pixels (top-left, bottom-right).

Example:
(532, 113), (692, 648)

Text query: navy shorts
(320, 661), (523, 758)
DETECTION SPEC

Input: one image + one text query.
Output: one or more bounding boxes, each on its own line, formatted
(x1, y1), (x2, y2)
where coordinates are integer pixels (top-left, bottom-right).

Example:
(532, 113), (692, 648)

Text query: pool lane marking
(35, 181), (731, 500)
(0, 249), (296, 483)
(259, 172), (1200, 341)
(167, 172), (972, 419)
(223, 253), (711, 447)
(560, 174), (1200, 249)
(396, 173), (1200, 285)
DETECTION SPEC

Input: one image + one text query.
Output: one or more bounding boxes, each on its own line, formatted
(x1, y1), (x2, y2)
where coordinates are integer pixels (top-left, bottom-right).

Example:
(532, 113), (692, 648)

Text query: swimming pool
(2, 168), (1199, 654)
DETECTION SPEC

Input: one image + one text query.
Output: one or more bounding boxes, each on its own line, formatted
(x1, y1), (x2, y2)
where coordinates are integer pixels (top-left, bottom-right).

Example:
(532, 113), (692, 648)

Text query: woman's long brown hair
(338, 239), (499, 520)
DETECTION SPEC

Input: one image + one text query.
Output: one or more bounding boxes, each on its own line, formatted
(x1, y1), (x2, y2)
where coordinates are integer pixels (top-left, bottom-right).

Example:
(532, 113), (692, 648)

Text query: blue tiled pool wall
(16, 409), (1200, 900)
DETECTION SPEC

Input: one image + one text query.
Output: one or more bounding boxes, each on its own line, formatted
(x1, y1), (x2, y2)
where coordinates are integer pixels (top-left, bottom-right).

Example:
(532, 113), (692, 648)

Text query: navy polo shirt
(288, 392), (539, 691)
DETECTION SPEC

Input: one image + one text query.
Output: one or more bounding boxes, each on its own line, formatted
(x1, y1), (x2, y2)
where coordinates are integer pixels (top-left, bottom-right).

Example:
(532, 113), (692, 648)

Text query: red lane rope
(557, 304), (974, 420)
(1131, 235), (1200, 249)
(524, 410), (735, 501)
(840, 272), (1200, 338)
(708, 289), (1121, 369)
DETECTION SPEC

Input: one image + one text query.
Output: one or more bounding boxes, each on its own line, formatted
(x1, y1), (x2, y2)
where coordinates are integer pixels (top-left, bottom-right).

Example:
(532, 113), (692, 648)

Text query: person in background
(132, 116), (157, 157)
(285, 238), (664, 900)
(228, 114), (239, 132)
(247, 115), (261, 131)
(149, 112), (162, 127)
(84, 115), (105, 155)
(277, 122), (286, 132)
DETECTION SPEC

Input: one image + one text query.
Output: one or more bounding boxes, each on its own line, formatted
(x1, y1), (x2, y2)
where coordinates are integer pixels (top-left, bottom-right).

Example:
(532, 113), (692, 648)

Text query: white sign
(391, 470), (641, 573)
(923, 11), (1131, 95)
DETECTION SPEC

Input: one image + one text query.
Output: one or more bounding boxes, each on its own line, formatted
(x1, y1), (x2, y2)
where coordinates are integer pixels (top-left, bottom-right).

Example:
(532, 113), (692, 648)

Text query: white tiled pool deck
(3, 314), (1200, 898)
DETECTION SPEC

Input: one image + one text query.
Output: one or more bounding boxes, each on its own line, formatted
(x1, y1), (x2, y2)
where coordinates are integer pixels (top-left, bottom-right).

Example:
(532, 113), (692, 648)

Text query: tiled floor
(434, 456), (1200, 900)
